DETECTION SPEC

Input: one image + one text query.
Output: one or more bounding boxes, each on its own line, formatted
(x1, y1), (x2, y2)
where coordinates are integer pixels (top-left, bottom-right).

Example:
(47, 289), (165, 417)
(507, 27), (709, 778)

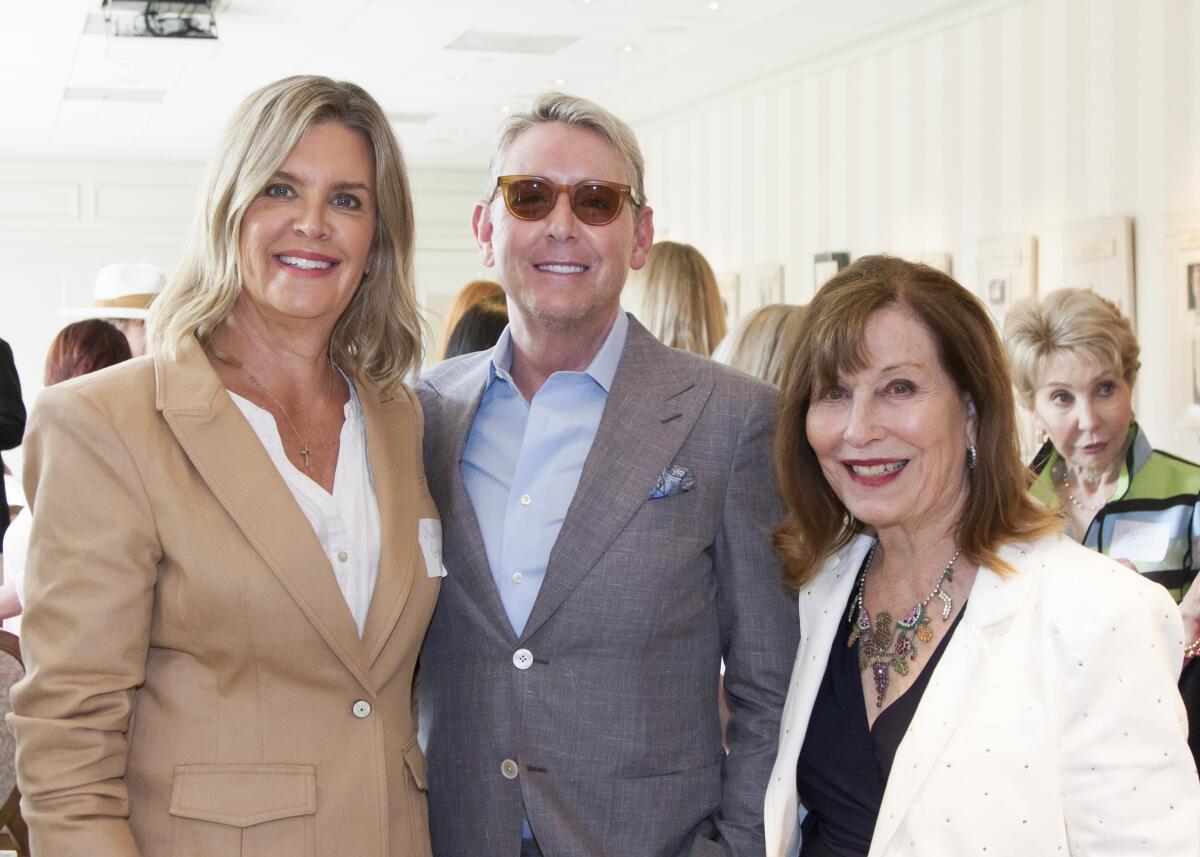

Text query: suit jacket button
(352, 700), (372, 718)
(501, 759), (519, 779)
(512, 648), (533, 670)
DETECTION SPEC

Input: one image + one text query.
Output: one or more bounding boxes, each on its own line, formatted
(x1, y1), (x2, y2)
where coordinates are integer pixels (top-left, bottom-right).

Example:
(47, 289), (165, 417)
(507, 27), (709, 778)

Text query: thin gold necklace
(246, 364), (333, 470)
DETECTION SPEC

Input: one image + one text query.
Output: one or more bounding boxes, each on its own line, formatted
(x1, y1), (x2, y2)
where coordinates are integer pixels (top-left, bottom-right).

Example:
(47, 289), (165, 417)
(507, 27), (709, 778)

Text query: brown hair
(773, 255), (1056, 588)
(44, 319), (133, 386)
(438, 280), (505, 360)
(632, 241), (727, 356)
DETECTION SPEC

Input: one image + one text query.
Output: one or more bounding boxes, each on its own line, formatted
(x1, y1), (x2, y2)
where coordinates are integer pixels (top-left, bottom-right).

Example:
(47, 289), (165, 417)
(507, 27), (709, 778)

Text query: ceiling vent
(387, 112), (439, 125)
(445, 30), (580, 55)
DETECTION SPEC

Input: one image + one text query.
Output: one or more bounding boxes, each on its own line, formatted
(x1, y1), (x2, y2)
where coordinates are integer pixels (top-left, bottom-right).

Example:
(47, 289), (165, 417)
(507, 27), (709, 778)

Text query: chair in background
(0, 631), (29, 856)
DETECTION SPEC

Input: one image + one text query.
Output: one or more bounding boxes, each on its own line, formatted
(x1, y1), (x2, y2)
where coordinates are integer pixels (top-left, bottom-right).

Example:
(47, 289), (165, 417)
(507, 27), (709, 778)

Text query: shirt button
(500, 758), (519, 779)
(352, 700), (372, 718)
(512, 572), (522, 583)
(512, 648), (533, 670)
(519, 494), (532, 506)
(337, 550), (349, 563)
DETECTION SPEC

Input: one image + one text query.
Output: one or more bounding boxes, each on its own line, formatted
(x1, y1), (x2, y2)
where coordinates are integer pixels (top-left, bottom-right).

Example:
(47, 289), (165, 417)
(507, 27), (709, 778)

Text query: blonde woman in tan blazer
(10, 76), (441, 857)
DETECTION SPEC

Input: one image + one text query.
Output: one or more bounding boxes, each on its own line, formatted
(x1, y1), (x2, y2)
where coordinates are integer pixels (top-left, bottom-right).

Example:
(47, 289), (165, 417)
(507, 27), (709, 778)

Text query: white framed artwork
(738, 264), (785, 318)
(913, 252), (952, 275)
(1057, 216), (1136, 323)
(977, 235), (1037, 323)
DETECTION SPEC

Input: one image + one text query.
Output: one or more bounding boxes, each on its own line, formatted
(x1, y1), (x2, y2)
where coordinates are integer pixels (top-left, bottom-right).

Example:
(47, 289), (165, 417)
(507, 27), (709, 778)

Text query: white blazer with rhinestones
(764, 531), (1200, 857)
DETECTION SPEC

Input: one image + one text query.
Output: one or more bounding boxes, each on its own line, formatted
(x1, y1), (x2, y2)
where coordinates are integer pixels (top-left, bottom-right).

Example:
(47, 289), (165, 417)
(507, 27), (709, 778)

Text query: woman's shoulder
(41, 355), (156, 415)
(1019, 533), (1180, 622)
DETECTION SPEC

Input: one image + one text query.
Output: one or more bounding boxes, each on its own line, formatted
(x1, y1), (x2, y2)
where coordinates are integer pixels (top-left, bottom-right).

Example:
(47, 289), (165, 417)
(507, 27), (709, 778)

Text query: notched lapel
(869, 549), (1033, 857)
(519, 327), (713, 641)
(157, 339), (373, 690)
(358, 387), (421, 669)
(424, 359), (517, 645)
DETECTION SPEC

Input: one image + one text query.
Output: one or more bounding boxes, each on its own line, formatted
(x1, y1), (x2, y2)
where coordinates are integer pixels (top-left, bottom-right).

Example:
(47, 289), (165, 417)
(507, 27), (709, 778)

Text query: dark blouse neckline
(795, 551), (968, 857)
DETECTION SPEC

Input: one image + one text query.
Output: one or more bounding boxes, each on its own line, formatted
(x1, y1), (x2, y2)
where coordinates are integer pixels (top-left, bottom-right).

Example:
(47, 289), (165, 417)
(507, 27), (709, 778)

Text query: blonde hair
(1004, 288), (1141, 408)
(713, 303), (806, 387)
(487, 92), (646, 207)
(150, 75), (423, 391)
(632, 242), (727, 356)
(774, 256), (1057, 588)
(438, 280), (505, 360)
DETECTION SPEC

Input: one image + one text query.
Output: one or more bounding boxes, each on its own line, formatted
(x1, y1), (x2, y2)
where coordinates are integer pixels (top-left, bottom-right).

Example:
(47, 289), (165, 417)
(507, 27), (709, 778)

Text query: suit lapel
(869, 541), (1036, 857)
(765, 535), (872, 857)
(156, 337), (373, 690)
(358, 387), (420, 668)
(519, 321), (712, 642)
(427, 356), (518, 644)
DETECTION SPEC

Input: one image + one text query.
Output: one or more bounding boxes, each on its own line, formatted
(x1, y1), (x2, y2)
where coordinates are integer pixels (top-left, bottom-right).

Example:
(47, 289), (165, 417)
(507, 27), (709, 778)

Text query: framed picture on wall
(914, 252), (952, 275)
(1058, 216), (1135, 324)
(813, 252), (849, 294)
(1188, 262), (1200, 311)
(977, 235), (1037, 323)
(1170, 213), (1200, 446)
(738, 264), (785, 317)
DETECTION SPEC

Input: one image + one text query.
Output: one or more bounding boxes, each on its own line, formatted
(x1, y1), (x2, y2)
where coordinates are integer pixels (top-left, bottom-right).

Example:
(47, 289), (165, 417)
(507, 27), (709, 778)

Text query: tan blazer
(9, 336), (441, 857)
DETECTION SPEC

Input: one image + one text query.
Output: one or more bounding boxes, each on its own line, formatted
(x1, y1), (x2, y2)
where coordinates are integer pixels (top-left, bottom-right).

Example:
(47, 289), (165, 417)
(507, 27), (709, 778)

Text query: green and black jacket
(1030, 424), (1199, 603)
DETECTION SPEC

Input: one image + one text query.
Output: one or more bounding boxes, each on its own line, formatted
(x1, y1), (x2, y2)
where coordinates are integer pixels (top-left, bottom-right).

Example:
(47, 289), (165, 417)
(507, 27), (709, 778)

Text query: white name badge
(419, 518), (448, 578)
(1109, 519), (1171, 563)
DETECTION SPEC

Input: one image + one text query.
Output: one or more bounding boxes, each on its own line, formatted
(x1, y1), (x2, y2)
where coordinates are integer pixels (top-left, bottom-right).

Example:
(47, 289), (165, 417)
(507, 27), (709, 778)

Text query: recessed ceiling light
(708, 1), (720, 9)
(554, 78), (567, 86)
(500, 104), (512, 113)
(453, 73), (466, 81)
(622, 44), (635, 52)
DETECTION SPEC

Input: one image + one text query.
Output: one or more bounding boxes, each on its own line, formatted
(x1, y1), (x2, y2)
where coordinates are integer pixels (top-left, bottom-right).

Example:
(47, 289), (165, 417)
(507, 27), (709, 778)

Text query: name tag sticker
(418, 518), (447, 578)
(1109, 519), (1171, 562)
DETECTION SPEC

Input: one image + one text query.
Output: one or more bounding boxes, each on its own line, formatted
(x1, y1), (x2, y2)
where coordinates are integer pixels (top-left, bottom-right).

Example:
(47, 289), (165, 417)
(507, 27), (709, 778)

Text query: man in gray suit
(416, 93), (798, 857)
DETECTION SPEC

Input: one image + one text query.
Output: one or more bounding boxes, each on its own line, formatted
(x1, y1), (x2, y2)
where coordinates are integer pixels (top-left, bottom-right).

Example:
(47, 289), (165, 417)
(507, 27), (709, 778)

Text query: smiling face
(472, 122), (653, 338)
(805, 304), (977, 539)
(1031, 351), (1134, 476)
(237, 120), (376, 333)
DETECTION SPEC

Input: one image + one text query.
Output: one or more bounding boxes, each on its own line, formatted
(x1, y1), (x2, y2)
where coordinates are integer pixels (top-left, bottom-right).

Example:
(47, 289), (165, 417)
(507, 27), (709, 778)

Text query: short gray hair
(486, 92), (647, 207)
(1003, 288), (1141, 408)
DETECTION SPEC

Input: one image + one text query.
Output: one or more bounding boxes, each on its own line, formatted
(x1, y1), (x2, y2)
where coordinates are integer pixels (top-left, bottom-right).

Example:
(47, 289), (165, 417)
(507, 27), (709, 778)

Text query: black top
(0, 337), (26, 546)
(795, 557), (966, 857)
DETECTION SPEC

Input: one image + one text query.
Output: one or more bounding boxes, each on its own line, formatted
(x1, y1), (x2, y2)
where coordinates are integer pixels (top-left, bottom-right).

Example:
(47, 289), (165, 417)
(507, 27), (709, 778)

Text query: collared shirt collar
(486, 309), (628, 394)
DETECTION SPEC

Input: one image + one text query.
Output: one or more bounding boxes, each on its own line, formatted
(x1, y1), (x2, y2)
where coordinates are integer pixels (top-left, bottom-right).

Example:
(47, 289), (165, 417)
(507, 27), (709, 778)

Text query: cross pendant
(300, 443), (311, 469)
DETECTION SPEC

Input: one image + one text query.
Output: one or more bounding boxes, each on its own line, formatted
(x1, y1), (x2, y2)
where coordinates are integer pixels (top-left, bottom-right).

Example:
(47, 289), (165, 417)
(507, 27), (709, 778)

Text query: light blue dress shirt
(461, 311), (628, 636)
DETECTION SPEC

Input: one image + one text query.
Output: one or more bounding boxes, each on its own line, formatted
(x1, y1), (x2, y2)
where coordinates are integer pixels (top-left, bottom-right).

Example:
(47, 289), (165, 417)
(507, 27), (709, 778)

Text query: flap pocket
(169, 764), (316, 828)
(404, 743), (428, 791)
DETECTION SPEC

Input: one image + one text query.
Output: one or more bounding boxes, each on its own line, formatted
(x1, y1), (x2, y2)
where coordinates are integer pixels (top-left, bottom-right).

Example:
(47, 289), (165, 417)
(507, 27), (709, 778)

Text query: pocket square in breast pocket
(648, 464), (695, 499)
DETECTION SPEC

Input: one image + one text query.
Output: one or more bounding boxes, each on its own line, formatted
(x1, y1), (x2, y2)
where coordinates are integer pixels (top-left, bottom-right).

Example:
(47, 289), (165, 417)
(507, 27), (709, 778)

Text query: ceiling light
(554, 78), (567, 86)
(622, 44), (635, 52)
(708, 1), (720, 9)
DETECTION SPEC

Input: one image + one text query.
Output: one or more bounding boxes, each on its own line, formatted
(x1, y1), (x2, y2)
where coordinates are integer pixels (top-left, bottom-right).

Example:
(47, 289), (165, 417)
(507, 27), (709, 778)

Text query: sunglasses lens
(571, 183), (623, 225)
(504, 179), (556, 220)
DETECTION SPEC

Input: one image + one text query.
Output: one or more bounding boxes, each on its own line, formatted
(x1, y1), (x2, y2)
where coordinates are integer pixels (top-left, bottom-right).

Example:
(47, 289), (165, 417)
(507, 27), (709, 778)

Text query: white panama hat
(61, 262), (166, 320)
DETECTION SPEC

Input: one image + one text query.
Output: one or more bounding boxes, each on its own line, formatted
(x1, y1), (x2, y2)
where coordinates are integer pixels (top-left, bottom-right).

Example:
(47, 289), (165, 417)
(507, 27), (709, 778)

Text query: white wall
(636, 0), (1200, 460)
(0, 159), (484, 488)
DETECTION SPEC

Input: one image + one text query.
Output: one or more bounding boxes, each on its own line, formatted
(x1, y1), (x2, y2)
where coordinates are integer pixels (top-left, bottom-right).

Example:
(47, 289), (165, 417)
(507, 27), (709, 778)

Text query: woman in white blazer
(765, 255), (1198, 857)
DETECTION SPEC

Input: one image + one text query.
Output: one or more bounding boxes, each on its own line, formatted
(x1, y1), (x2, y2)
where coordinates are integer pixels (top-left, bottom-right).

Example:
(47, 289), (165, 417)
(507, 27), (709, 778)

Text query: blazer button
(352, 700), (372, 719)
(500, 759), (520, 779)
(512, 648), (533, 670)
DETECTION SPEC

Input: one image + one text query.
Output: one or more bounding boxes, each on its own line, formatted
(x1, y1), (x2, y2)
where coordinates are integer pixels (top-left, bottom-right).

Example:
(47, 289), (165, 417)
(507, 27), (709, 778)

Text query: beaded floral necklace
(847, 542), (961, 707)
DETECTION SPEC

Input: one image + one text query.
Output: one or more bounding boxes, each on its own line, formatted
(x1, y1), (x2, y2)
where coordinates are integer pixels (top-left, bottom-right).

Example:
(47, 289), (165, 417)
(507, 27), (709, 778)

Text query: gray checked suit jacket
(415, 316), (799, 857)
